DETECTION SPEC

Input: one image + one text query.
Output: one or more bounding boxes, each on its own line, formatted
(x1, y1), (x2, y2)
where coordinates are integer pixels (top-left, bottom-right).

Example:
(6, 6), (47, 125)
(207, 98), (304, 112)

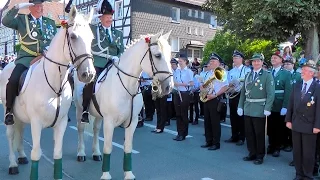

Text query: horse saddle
(18, 62), (39, 95)
(93, 62), (113, 94)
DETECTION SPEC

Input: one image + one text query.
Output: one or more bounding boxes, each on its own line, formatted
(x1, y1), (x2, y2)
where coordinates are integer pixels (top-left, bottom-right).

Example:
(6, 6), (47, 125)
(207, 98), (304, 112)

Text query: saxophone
(200, 67), (226, 102)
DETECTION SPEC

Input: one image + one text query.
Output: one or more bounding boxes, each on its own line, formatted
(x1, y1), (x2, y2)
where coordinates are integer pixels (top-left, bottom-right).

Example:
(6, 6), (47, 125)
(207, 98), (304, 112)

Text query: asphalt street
(0, 102), (297, 180)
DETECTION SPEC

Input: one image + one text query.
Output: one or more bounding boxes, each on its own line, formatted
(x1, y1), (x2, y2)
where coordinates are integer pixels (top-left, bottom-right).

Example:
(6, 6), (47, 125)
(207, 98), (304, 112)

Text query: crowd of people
(0, 54), (15, 69)
(137, 49), (320, 180)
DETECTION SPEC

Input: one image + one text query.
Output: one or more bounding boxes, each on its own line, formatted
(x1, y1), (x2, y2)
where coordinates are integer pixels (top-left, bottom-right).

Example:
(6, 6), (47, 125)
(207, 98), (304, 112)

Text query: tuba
(225, 78), (244, 99)
(200, 67), (226, 102)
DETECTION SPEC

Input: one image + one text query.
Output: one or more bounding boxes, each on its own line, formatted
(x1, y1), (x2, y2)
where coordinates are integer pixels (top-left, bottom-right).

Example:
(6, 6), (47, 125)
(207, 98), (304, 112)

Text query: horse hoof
(8, 167), (19, 175)
(93, 155), (102, 161)
(77, 156), (86, 162)
(18, 157), (29, 164)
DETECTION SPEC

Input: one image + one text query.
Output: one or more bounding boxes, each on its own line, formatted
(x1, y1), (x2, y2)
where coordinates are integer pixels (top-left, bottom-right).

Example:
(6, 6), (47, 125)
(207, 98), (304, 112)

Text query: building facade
(75, 0), (217, 62)
(0, 0), (65, 56)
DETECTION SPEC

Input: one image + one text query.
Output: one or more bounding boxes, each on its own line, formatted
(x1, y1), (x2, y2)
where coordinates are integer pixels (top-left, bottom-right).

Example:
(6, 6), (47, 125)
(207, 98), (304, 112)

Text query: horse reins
(42, 23), (93, 128)
(112, 40), (173, 128)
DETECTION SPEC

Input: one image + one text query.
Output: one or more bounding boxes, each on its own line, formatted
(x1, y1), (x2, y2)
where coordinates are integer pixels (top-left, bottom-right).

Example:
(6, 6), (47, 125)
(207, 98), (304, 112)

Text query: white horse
(0, 7), (96, 180)
(73, 30), (174, 180)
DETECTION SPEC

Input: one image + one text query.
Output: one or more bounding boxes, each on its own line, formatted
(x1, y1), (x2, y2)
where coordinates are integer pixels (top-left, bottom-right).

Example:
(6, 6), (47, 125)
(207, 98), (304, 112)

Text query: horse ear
(69, 6), (78, 22)
(86, 8), (94, 23)
(161, 30), (172, 41)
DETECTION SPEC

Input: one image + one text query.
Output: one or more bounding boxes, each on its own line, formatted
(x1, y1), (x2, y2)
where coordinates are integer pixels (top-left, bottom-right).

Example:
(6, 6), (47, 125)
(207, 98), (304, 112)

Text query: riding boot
(5, 81), (16, 126)
(81, 82), (94, 124)
(4, 108), (14, 125)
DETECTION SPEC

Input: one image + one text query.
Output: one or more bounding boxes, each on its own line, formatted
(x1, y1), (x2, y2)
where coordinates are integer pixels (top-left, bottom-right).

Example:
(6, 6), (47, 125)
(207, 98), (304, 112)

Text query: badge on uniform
(32, 31), (38, 37)
(271, 81), (274, 86)
(32, 24), (36, 28)
(259, 84), (263, 90)
(311, 96), (315, 104)
(277, 80), (280, 86)
(257, 80), (260, 83)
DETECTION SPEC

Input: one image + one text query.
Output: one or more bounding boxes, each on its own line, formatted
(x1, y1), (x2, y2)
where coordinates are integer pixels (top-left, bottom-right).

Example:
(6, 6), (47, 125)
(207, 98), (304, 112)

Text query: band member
(199, 63), (209, 117)
(170, 58), (178, 119)
(238, 53), (275, 165)
(189, 67), (200, 125)
(285, 60), (320, 180)
(200, 53), (228, 150)
(173, 54), (194, 141)
(225, 50), (251, 145)
(152, 94), (168, 133)
(267, 51), (292, 157)
(2, 0), (57, 125)
(81, 0), (124, 123)
(140, 71), (155, 121)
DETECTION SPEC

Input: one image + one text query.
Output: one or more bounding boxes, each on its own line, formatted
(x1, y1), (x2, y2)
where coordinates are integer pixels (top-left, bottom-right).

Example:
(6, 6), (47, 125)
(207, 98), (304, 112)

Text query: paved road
(0, 103), (296, 180)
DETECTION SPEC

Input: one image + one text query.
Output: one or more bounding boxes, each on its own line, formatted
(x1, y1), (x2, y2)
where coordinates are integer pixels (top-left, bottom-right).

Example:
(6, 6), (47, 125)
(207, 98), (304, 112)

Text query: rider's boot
(81, 109), (89, 124)
(81, 83), (92, 124)
(5, 83), (16, 126)
(5, 108), (14, 125)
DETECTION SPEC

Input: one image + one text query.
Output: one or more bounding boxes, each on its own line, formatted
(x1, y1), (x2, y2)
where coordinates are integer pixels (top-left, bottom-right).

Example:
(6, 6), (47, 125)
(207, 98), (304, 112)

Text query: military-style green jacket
(90, 24), (124, 68)
(238, 69), (275, 118)
(270, 67), (292, 112)
(289, 70), (302, 85)
(2, 7), (57, 67)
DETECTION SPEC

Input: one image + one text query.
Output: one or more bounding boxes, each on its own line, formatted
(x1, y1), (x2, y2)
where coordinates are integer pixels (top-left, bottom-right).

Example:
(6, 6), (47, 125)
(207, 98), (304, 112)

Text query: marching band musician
(81, 0), (124, 123)
(200, 53), (228, 151)
(225, 50), (251, 146)
(173, 54), (194, 141)
(189, 67), (201, 125)
(285, 60), (320, 180)
(170, 58), (179, 120)
(268, 51), (292, 157)
(199, 63), (209, 117)
(140, 71), (155, 122)
(238, 53), (275, 165)
(2, 0), (57, 125)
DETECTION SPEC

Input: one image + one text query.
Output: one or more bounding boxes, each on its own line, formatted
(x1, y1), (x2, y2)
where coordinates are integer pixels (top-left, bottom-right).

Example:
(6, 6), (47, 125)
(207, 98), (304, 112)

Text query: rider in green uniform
(81, 0), (124, 123)
(2, 0), (57, 125)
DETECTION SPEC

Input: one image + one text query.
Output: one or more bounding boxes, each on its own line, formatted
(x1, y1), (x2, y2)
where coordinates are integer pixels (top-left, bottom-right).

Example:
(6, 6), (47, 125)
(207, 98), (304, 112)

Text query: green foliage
(203, 0), (320, 42)
(203, 31), (278, 66)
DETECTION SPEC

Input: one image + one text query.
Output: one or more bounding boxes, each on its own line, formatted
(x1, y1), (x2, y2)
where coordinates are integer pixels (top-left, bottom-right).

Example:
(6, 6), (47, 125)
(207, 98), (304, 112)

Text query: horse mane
(124, 33), (169, 52)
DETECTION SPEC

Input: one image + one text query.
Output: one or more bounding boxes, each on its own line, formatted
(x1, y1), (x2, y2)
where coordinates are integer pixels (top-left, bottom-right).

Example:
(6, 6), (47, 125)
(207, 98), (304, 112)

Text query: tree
(203, 31), (277, 66)
(203, 0), (320, 61)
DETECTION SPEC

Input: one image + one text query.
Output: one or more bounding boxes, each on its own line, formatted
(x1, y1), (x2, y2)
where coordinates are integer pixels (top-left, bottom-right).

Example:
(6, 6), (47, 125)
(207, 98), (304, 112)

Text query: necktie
(272, 69), (275, 77)
(301, 83), (307, 99)
(36, 18), (42, 35)
(253, 72), (257, 80)
(106, 29), (111, 42)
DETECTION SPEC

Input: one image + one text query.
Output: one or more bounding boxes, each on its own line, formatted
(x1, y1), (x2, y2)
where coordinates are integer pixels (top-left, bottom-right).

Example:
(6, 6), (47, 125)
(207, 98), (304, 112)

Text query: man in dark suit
(285, 60), (320, 180)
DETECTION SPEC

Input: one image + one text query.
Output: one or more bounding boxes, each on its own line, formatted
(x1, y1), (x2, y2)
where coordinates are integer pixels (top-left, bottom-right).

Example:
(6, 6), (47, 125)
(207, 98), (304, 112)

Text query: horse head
(63, 6), (96, 83)
(140, 30), (174, 97)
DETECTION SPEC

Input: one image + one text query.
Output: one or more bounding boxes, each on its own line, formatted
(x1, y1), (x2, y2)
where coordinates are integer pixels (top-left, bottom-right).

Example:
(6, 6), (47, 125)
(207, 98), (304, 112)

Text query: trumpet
(151, 78), (161, 100)
(199, 67), (226, 102)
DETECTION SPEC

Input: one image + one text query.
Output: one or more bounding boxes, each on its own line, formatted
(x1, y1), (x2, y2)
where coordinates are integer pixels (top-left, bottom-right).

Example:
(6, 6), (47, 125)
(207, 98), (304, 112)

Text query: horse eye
(155, 54), (161, 58)
(70, 33), (78, 40)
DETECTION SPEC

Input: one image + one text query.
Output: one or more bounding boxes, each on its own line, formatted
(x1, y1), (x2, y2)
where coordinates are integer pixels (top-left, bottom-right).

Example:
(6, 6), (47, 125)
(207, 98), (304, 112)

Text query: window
(200, 11), (204, 19)
(194, 10), (198, 18)
(187, 27), (192, 34)
(200, 28), (204, 36)
(194, 27), (198, 35)
(188, 48), (202, 60)
(210, 15), (217, 28)
(171, 7), (180, 22)
(171, 37), (180, 52)
(115, 0), (123, 20)
(188, 9), (192, 17)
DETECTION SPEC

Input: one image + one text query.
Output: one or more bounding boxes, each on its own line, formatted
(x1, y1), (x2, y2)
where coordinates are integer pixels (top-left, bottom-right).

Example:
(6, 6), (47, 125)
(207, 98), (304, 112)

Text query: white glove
(111, 56), (119, 63)
(264, 110), (271, 116)
(15, 3), (34, 9)
(280, 108), (287, 116)
(237, 108), (243, 116)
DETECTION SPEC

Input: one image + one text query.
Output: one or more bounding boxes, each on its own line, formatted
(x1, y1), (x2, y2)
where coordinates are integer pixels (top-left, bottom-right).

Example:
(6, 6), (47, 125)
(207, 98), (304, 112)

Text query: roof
(175, 0), (207, 6)
(3, 0), (65, 24)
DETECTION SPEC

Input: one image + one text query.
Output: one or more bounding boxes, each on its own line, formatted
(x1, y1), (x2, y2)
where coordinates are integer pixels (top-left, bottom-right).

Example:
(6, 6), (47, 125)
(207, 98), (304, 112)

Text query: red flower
(61, 20), (68, 28)
(145, 37), (151, 43)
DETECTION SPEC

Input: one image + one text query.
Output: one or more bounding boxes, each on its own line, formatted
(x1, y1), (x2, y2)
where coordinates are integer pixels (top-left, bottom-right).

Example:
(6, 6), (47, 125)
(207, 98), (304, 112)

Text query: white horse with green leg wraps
(73, 30), (174, 180)
(0, 7), (96, 180)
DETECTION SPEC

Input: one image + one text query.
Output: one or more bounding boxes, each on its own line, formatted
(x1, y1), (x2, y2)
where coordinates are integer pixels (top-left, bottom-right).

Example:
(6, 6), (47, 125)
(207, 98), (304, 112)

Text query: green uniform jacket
(90, 24), (124, 68)
(290, 70), (302, 85)
(271, 68), (292, 112)
(238, 69), (275, 118)
(2, 7), (57, 67)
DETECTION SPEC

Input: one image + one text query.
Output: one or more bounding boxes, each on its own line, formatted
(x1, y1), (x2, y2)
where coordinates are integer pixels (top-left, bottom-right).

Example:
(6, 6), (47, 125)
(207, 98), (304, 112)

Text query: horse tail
(12, 120), (23, 152)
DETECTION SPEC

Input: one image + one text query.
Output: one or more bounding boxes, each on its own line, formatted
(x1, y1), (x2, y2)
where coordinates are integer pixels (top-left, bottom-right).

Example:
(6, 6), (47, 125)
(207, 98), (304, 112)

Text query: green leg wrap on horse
(54, 158), (63, 179)
(30, 160), (39, 180)
(102, 154), (111, 172)
(123, 153), (132, 171)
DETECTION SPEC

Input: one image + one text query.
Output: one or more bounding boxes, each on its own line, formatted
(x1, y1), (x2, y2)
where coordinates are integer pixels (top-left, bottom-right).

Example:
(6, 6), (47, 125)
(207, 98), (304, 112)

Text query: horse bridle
(113, 40), (173, 128)
(42, 23), (94, 96)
